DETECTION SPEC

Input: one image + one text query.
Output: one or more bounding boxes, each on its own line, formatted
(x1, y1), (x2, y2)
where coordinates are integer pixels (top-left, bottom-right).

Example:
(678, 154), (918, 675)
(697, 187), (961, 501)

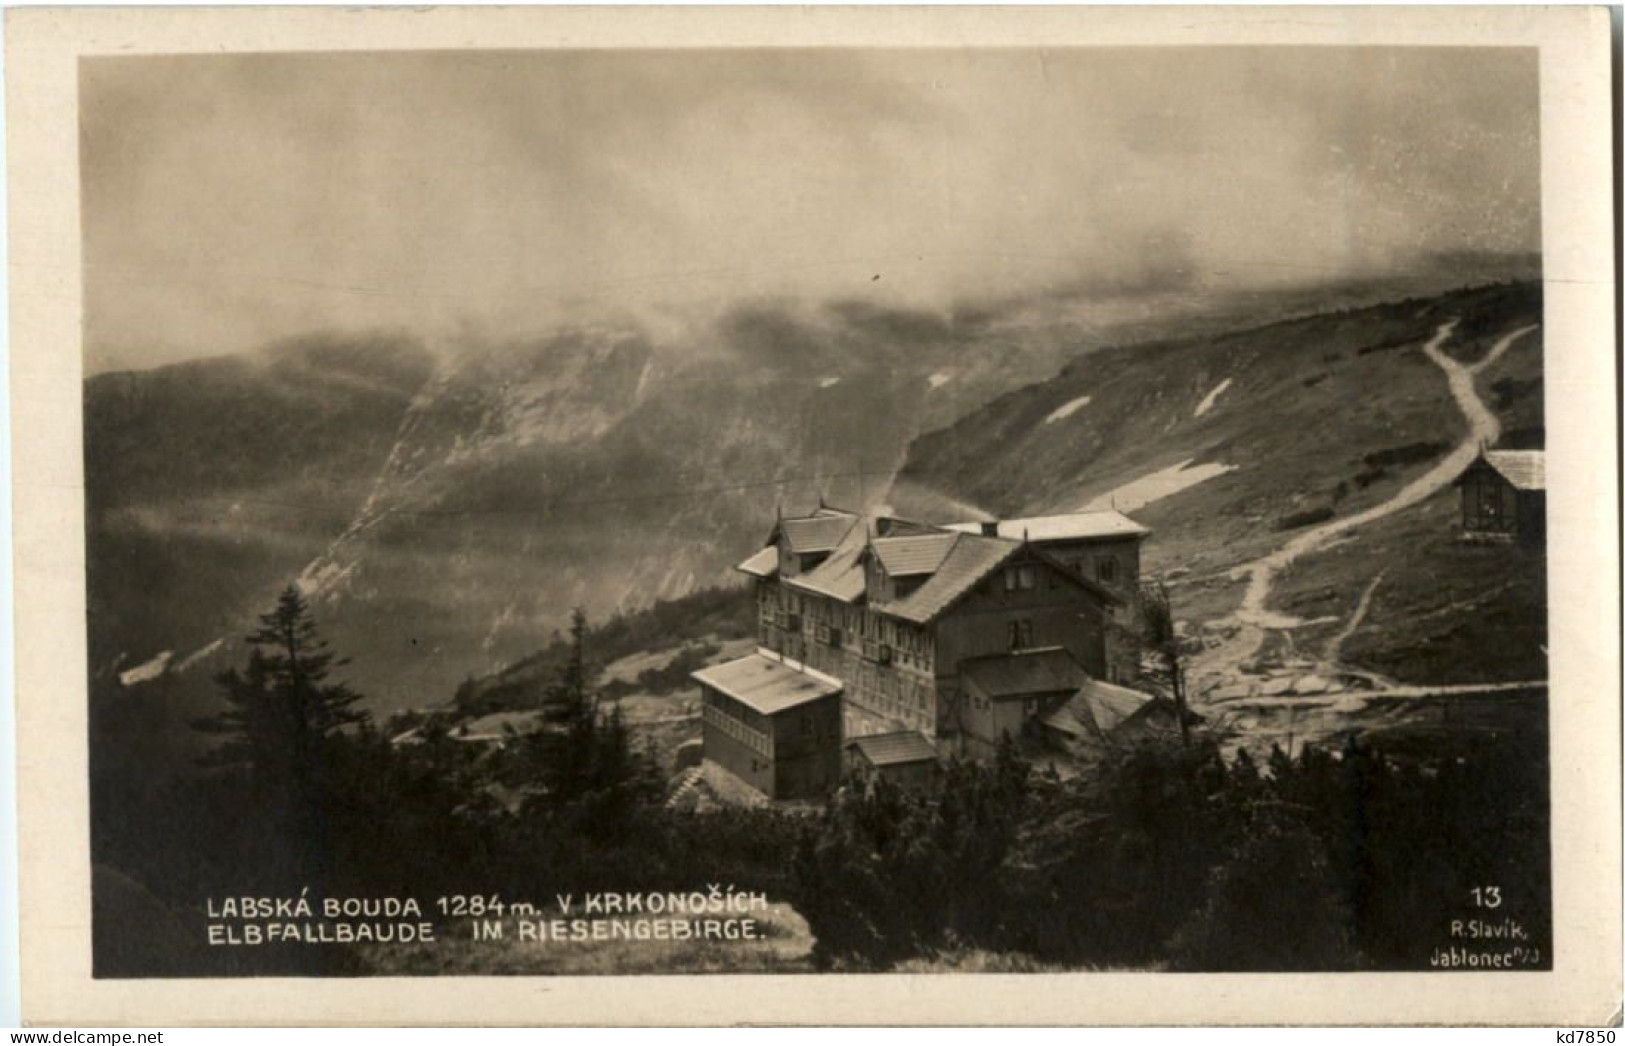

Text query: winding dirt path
(1230, 320), (1539, 629)
(1221, 679), (1548, 710)
(1324, 570), (1386, 663)
(1188, 318), (1544, 747)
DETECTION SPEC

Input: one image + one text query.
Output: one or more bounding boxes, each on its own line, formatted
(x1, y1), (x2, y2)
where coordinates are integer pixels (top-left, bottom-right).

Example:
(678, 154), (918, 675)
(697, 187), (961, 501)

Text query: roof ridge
(962, 645), (1078, 666)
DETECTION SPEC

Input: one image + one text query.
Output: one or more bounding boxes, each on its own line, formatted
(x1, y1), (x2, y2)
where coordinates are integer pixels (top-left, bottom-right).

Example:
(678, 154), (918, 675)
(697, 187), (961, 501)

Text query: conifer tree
(536, 607), (597, 798)
(1138, 579), (1191, 747)
(193, 584), (370, 886)
(196, 584), (369, 784)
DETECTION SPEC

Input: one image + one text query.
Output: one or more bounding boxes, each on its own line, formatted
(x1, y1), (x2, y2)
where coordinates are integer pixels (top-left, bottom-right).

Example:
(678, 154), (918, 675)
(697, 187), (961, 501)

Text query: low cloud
(81, 47), (1540, 374)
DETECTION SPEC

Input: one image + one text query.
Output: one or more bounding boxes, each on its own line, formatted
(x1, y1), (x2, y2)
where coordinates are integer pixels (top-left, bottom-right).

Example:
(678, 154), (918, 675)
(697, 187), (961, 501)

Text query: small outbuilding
(1454, 449), (1545, 545)
(1040, 678), (1178, 757)
(959, 647), (1090, 760)
(693, 649), (844, 801)
(844, 731), (939, 794)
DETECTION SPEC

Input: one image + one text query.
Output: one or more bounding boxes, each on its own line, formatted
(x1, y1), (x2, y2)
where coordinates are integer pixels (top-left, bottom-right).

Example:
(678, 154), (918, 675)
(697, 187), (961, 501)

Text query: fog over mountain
(82, 46), (1541, 726)
(83, 47), (1538, 374)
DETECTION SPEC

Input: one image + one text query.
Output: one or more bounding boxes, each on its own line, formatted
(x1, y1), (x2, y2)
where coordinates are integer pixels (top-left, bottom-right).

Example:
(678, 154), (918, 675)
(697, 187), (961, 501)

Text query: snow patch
(297, 559), (355, 598)
(927, 371), (953, 390)
(1082, 459), (1237, 514)
(119, 651), (173, 687)
(633, 359), (656, 402)
(1044, 394), (1092, 424)
(174, 639), (224, 674)
(819, 376), (842, 389)
(1194, 378), (1233, 418)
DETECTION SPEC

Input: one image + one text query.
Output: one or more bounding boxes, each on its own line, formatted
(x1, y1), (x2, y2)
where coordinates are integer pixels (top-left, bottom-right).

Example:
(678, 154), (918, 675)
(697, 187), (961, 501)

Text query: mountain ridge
(86, 274), (1545, 736)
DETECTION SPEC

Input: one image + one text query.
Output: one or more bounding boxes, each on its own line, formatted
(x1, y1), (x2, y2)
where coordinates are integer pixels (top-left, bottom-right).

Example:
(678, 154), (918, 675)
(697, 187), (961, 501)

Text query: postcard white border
(8, 5), (1619, 1027)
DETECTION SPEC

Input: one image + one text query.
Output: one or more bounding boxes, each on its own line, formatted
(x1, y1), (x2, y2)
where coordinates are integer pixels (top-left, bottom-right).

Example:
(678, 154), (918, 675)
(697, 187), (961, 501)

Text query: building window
(1008, 619), (1033, 650)
(1097, 556), (1118, 583)
(1005, 565), (1037, 592)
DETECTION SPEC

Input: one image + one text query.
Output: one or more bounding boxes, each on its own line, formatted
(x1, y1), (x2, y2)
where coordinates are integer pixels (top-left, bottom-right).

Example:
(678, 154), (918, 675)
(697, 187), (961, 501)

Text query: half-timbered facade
(705, 503), (1141, 792)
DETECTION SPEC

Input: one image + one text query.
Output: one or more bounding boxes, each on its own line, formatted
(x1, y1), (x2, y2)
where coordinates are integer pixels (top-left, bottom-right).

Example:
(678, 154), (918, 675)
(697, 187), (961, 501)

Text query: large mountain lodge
(693, 502), (1169, 800)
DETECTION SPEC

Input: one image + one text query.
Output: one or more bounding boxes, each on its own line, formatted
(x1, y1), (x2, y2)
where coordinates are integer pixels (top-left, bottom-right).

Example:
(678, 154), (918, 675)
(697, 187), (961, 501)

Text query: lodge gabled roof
(1482, 450), (1546, 492)
(746, 506), (1123, 620)
(741, 504), (861, 581)
(776, 511), (860, 555)
(736, 546), (779, 579)
(874, 533), (1123, 625)
(785, 518), (871, 603)
(1456, 448), (1546, 492)
(869, 533), (958, 577)
(874, 532), (1016, 624)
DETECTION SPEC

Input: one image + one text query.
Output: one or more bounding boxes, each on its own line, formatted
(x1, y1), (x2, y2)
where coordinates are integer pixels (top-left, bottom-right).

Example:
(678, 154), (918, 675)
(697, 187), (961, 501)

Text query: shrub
(1276, 506), (1335, 531)
(1363, 441), (1451, 470)
(1168, 812), (1356, 971)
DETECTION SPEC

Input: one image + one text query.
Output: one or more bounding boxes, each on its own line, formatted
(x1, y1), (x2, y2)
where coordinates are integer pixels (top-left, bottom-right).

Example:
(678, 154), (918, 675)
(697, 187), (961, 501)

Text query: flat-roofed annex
(691, 649), (843, 716)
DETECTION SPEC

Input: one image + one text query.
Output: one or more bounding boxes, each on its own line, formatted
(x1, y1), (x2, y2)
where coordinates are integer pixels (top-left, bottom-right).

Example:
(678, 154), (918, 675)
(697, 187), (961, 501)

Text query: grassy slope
(450, 584), (757, 717)
(895, 282), (1545, 685)
(1268, 487), (1547, 684)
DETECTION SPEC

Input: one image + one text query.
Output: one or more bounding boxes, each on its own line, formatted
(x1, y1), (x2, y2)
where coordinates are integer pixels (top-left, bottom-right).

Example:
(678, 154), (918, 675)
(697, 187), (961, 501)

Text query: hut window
(1097, 556), (1119, 583)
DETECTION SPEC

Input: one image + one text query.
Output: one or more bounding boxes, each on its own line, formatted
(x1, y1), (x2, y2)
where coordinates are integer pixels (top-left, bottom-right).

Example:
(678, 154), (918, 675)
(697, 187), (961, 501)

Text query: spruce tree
(192, 584), (369, 887)
(197, 585), (369, 777)
(1138, 579), (1191, 747)
(536, 607), (596, 799)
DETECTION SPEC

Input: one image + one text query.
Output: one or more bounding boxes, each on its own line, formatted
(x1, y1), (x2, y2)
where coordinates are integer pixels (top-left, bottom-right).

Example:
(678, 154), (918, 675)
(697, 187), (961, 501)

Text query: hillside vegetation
(893, 281), (1544, 685)
(86, 269), (1538, 716)
(451, 585), (755, 717)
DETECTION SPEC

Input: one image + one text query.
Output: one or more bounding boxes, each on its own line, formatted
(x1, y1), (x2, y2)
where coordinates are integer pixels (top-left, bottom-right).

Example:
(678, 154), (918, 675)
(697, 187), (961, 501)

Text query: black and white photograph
(8, 6), (1617, 1024)
(77, 39), (1558, 980)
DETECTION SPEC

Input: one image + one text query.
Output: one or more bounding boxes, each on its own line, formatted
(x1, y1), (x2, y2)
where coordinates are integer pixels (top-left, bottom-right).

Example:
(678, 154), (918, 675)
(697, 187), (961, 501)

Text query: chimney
(980, 520), (1000, 537)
